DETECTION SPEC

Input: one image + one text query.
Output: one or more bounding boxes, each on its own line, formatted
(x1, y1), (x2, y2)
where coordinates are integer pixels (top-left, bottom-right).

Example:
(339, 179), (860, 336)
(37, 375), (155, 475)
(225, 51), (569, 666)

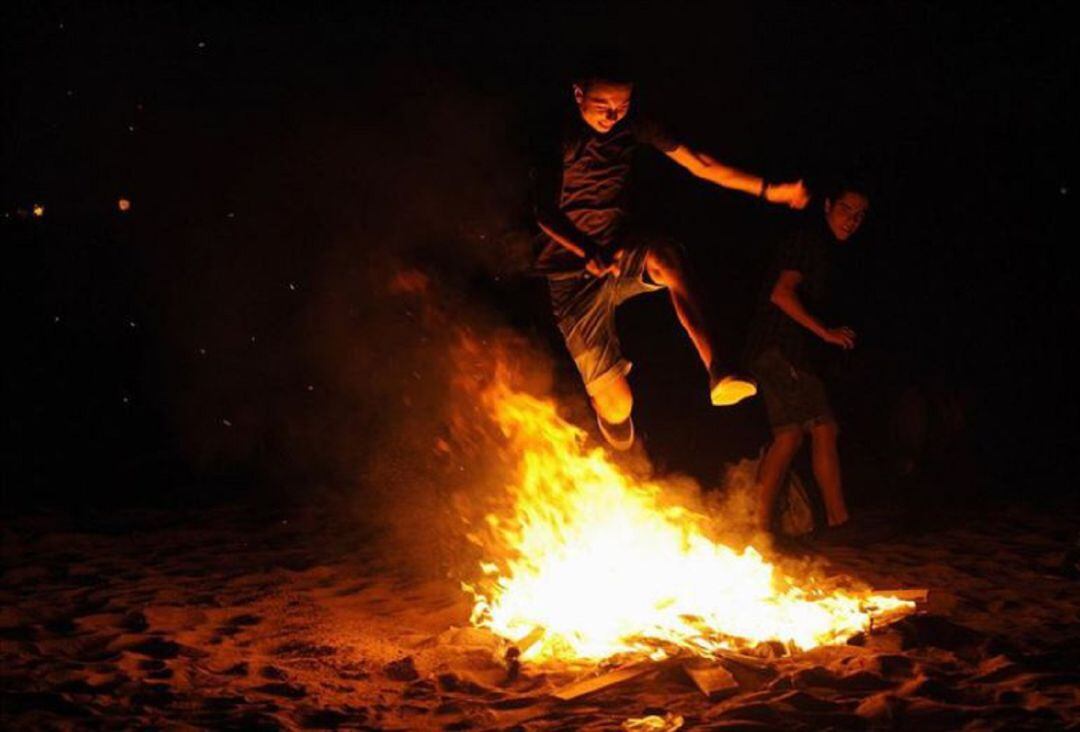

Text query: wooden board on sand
(682, 662), (739, 698)
(552, 660), (675, 701)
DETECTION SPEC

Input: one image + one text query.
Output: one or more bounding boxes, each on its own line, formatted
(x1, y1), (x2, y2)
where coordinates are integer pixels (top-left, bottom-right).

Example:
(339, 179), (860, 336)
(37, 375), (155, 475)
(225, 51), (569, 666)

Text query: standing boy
(745, 181), (870, 533)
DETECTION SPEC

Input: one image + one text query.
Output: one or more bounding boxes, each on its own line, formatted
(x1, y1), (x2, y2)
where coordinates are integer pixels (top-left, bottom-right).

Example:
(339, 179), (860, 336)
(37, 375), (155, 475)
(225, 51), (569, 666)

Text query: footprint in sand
(215, 613), (263, 636)
(260, 665), (288, 680)
(120, 611), (149, 633)
(252, 681), (307, 699)
(128, 637), (181, 659)
(272, 639), (336, 658)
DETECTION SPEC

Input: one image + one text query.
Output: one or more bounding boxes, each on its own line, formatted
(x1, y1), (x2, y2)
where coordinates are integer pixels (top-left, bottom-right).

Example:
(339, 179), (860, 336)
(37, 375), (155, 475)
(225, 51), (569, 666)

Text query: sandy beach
(3, 500), (1076, 730)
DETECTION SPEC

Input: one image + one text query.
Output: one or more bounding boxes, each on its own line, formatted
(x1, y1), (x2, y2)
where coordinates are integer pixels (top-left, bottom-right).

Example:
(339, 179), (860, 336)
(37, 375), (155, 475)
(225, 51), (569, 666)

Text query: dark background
(4, 2), (1076, 515)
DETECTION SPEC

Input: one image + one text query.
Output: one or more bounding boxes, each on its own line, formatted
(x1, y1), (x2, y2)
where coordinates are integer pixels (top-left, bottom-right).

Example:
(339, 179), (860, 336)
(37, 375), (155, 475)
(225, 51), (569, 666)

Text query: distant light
(32, 204), (45, 218)
(118, 197), (132, 212)
(1061, 186), (1069, 196)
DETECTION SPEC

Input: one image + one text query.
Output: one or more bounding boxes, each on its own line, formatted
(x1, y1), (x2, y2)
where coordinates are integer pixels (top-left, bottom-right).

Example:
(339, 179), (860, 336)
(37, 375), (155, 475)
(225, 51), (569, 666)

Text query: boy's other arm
(535, 205), (594, 260)
(665, 145), (810, 209)
(535, 205), (619, 277)
(533, 155), (618, 276)
(770, 269), (856, 349)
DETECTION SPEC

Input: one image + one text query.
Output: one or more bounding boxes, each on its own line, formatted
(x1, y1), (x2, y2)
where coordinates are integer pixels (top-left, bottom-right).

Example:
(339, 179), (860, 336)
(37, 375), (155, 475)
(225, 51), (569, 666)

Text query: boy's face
(824, 191), (870, 242)
(573, 80), (633, 134)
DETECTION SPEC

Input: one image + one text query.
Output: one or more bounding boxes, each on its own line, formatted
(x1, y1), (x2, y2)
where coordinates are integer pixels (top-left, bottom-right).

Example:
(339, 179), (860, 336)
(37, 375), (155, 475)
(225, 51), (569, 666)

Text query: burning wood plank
(712, 647), (772, 669)
(504, 626), (546, 682)
(870, 588), (929, 604)
(552, 659), (675, 701)
(510, 625), (546, 656)
(863, 588), (928, 633)
(681, 661), (739, 698)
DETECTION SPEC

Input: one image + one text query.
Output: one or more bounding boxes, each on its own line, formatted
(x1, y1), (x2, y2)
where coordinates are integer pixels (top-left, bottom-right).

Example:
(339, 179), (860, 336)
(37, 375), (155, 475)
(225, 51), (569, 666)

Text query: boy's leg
(547, 272), (637, 449)
(643, 244), (716, 371)
(810, 420), (849, 527)
(750, 347), (816, 532)
(590, 373), (635, 450)
(591, 373), (633, 424)
(757, 428), (804, 531)
(642, 243), (756, 406)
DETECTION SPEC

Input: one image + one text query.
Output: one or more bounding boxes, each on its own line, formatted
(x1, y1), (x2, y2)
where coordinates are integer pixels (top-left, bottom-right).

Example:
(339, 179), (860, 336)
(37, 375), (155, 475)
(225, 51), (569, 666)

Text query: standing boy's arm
(664, 145), (810, 209)
(771, 270), (857, 349)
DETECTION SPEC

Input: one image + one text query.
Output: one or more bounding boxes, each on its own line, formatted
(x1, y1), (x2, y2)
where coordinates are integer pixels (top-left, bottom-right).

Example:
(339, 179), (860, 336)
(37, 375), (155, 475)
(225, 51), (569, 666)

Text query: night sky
(5, 2), (1076, 509)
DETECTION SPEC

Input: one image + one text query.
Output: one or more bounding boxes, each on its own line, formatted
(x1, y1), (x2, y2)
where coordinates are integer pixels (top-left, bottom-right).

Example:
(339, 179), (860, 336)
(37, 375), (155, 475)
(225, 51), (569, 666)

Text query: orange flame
(464, 377), (912, 664)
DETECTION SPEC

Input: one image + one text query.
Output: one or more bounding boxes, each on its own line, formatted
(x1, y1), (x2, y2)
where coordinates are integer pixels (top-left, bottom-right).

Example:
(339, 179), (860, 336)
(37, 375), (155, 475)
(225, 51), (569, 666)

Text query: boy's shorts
(750, 346), (835, 433)
(547, 232), (672, 395)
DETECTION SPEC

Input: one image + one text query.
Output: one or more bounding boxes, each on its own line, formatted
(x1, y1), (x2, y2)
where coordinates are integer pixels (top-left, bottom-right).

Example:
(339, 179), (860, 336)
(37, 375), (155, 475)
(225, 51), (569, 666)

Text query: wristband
(759, 179), (770, 199)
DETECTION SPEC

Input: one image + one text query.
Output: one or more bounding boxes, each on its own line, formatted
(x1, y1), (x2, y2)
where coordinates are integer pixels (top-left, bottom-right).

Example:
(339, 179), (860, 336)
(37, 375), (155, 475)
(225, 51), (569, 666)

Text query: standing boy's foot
(595, 412), (635, 451)
(710, 372), (758, 407)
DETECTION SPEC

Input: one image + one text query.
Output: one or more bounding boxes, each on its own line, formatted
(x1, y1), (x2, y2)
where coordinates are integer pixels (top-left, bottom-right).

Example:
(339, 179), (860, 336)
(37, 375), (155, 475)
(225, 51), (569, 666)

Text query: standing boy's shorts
(546, 233), (673, 396)
(750, 346), (835, 433)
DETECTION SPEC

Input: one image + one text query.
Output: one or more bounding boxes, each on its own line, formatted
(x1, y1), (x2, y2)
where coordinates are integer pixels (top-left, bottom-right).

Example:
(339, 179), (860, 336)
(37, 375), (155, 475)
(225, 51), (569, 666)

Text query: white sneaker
(710, 374), (757, 407)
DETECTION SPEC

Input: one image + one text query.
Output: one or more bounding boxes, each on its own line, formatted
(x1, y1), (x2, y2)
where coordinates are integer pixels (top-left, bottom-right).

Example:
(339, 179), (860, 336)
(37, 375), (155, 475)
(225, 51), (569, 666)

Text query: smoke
(138, 61), (533, 490)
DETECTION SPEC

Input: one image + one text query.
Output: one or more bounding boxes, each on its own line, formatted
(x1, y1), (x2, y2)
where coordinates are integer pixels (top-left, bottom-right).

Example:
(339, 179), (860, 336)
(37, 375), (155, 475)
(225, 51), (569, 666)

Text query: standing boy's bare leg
(810, 421), (849, 526)
(757, 429), (804, 531)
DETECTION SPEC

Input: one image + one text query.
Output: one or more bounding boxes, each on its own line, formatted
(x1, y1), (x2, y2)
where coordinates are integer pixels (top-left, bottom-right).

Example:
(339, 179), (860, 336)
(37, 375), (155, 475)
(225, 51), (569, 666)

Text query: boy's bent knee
(645, 244), (686, 285)
(592, 376), (633, 423)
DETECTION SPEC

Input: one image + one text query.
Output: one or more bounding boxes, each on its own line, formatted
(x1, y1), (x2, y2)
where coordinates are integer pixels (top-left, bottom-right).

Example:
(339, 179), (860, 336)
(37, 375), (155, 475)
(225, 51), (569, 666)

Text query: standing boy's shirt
(746, 215), (836, 371)
(533, 113), (677, 275)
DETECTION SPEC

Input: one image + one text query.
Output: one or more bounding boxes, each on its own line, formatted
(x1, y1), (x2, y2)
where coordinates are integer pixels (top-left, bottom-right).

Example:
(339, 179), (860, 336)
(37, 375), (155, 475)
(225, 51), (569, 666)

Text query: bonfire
(463, 378), (916, 669)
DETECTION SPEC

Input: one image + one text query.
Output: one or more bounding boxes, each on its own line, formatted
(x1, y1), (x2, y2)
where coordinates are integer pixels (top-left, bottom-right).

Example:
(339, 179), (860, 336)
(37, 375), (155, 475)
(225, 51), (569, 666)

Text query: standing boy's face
(824, 191), (870, 242)
(573, 80), (633, 134)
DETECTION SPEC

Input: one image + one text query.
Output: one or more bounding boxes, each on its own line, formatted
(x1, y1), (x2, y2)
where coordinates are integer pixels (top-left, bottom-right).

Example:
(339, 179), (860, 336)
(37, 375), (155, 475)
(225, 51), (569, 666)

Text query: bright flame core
(465, 380), (912, 664)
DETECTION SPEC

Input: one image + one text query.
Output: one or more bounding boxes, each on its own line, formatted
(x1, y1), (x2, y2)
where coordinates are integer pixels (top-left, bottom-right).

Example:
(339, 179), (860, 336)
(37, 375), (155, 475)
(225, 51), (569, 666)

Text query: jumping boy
(534, 71), (810, 449)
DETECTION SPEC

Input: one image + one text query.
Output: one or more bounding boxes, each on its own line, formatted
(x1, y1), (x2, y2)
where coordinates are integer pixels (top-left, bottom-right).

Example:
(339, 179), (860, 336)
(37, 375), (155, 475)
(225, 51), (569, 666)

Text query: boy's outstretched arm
(665, 145), (811, 209)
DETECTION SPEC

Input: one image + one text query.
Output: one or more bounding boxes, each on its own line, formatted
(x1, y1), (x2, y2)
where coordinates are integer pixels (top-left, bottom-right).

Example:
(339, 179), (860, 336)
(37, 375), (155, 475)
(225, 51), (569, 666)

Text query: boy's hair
(573, 51), (636, 91)
(821, 174), (871, 203)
